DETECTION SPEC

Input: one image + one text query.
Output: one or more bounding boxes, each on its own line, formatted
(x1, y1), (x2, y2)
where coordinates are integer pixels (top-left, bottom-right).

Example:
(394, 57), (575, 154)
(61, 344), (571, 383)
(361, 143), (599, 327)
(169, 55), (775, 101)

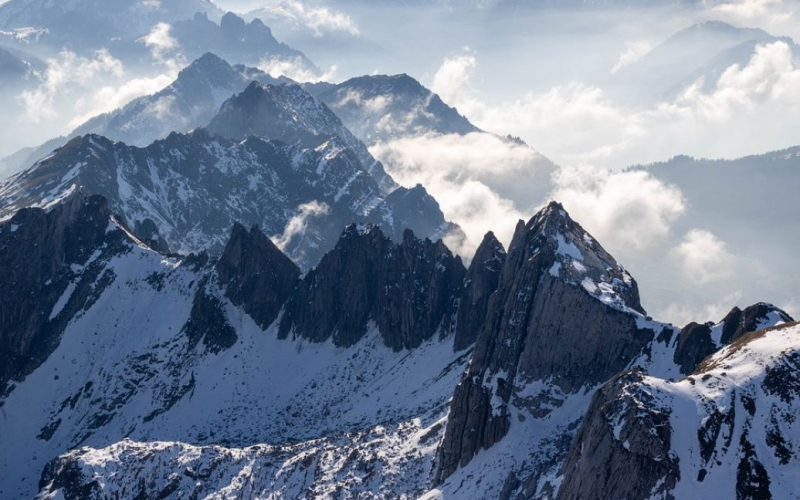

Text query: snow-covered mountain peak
(207, 80), (397, 192)
(511, 200), (643, 315)
(211, 81), (343, 143)
(314, 73), (480, 145)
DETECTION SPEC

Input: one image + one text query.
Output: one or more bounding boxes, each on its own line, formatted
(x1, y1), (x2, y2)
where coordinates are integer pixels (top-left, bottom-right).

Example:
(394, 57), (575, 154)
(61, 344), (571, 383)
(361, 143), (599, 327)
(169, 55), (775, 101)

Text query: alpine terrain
(0, 1), (798, 499)
(1, 194), (796, 499)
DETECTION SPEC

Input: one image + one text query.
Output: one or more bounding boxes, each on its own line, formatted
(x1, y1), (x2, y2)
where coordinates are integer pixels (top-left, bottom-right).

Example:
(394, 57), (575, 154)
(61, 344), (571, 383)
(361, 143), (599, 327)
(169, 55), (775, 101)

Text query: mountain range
(1, 192), (796, 499)
(0, 79), (457, 268)
(611, 20), (800, 104)
(0, 2), (798, 499)
(1, 52), (483, 179)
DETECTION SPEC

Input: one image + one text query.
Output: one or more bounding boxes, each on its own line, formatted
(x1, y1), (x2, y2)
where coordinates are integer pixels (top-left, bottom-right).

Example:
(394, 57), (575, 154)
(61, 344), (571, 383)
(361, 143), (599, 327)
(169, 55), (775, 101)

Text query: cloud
(431, 43), (800, 169)
(431, 53), (477, 107)
(19, 49), (124, 123)
(370, 132), (685, 261)
(138, 22), (181, 65)
(258, 56), (337, 83)
(611, 41), (653, 75)
(18, 23), (184, 130)
(335, 89), (393, 115)
(430, 54), (645, 165)
(659, 291), (743, 326)
(549, 167), (686, 253)
(705, 0), (793, 24)
(262, 0), (360, 37)
(672, 229), (735, 284)
(656, 41), (800, 122)
(271, 201), (331, 252)
(371, 132), (555, 257)
(68, 74), (177, 128)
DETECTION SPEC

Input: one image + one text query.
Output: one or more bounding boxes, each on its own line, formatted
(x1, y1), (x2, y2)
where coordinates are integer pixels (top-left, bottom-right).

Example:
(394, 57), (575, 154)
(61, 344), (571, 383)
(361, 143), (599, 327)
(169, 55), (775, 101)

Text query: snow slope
(0, 199), (469, 499)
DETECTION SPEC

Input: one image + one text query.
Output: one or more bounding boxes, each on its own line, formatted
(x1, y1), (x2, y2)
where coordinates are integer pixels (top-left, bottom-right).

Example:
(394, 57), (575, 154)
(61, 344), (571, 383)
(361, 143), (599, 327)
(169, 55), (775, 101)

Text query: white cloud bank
(258, 56), (337, 83)
(705, 0), (794, 26)
(430, 41), (800, 169)
(611, 41), (653, 75)
(19, 49), (124, 123)
(371, 132), (543, 256)
(672, 229), (735, 284)
(549, 167), (686, 253)
(256, 0), (360, 37)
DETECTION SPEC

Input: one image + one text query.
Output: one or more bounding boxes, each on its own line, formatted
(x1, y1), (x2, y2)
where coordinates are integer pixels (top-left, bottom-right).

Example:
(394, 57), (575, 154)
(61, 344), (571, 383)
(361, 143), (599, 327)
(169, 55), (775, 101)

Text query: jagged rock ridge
(279, 223), (466, 351)
(0, 130), (453, 269)
(0, 195), (794, 500)
(0, 194), (471, 499)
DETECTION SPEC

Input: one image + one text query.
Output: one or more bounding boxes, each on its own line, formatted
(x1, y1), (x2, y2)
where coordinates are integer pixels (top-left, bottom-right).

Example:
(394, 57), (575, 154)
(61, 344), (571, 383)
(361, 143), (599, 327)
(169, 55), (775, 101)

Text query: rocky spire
(278, 223), (466, 351)
(453, 231), (506, 351)
(216, 223), (300, 330)
(437, 201), (654, 481)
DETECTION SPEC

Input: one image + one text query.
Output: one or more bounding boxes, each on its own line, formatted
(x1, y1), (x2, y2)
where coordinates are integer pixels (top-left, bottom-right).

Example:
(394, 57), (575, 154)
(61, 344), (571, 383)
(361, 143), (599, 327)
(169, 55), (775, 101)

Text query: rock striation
(437, 201), (653, 481)
(216, 223), (300, 329)
(279, 224), (466, 351)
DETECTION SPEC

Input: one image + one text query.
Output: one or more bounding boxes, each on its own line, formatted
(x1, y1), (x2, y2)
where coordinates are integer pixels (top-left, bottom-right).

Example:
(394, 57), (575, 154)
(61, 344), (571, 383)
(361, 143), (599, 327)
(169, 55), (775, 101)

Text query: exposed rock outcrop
(557, 370), (679, 500)
(216, 223), (300, 329)
(279, 224), (466, 350)
(0, 192), (131, 394)
(558, 322), (800, 500)
(673, 303), (793, 375)
(437, 202), (653, 481)
(453, 231), (506, 352)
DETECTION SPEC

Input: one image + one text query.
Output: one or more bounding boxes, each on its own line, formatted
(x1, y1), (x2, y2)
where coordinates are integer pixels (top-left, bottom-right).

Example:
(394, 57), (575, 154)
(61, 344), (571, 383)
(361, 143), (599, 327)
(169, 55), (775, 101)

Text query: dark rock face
(453, 232), (506, 352)
(279, 224), (466, 351)
(673, 322), (716, 375)
(133, 218), (170, 254)
(437, 202), (653, 480)
(556, 370), (679, 500)
(183, 277), (238, 354)
(673, 303), (793, 375)
(216, 223), (300, 329)
(719, 303), (793, 345)
(0, 192), (130, 394)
